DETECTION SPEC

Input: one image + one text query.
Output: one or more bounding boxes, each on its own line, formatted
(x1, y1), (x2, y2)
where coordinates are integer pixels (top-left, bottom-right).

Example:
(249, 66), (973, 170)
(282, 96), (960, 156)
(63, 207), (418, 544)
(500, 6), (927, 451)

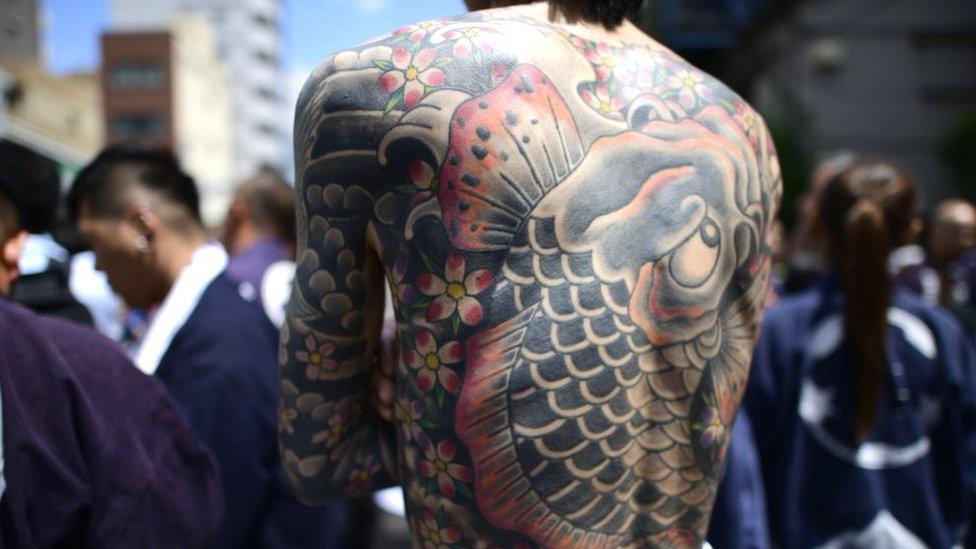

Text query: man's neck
(229, 223), (266, 256)
(155, 231), (209, 305)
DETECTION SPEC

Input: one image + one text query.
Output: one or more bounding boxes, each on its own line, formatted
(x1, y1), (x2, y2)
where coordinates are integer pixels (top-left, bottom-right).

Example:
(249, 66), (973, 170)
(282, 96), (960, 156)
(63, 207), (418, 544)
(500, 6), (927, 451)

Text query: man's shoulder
(296, 10), (771, 158)
(0, 297), (176, 428)
(162, 274), (277, 378)
(176, 273), (276, 346)
(0, 297), (129, 372)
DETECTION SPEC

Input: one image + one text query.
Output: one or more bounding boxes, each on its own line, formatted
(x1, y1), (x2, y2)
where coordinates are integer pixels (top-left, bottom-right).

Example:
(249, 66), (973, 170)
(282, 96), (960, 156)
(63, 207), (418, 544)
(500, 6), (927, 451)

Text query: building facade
(0, 0), (41, 62)
(749, 0), (976, 205)
(110, 0), (289, 181)
(100, 17), (234, 225)
(1, 0), (102, 177)
(0, 61), (103, 176)
(100, 32), (174, 149)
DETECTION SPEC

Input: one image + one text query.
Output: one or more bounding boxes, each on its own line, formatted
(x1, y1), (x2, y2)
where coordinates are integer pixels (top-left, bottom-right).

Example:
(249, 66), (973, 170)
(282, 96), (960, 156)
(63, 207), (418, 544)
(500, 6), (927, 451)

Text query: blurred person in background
(782, 151), (860, 295)
(221, 168), (296, 327)
(705, 412), (770, 549)
(68, 146), (342, 549)
(0, 163), (223, 547)
(765, 218), (787, 307)
(0, 139), (93, 326)
(893, 199), (976, 308)
(280, 0), (780, 546)
(746, 161), (976, 548)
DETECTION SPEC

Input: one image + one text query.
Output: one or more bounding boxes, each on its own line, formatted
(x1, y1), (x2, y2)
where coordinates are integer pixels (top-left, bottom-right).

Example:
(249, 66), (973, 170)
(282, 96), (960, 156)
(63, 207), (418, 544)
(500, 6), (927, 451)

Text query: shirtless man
(279, 1), (781, 546)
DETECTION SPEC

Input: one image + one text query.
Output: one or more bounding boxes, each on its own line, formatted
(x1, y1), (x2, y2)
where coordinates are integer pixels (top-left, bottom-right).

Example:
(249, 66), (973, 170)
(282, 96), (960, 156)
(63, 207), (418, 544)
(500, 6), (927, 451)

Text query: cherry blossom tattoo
(280, 9), (780, 548)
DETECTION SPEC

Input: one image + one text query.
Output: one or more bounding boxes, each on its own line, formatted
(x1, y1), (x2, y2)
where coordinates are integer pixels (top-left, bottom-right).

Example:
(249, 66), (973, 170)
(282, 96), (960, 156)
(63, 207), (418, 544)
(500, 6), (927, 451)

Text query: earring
(137, 235), (150, 251)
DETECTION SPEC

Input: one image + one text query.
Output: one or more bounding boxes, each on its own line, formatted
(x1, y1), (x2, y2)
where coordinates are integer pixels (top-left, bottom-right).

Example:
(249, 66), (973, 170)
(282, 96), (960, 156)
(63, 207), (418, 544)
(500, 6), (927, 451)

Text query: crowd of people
(0, 0), (973, 547)
(3, 132), (974, 549)
(710, 157), (976, 548)
(0, 141), (352, 546)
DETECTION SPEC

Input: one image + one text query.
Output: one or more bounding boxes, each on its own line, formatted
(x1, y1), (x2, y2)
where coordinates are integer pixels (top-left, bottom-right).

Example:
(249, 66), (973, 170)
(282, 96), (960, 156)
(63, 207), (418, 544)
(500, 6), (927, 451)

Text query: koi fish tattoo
(279, 10), (781, 548)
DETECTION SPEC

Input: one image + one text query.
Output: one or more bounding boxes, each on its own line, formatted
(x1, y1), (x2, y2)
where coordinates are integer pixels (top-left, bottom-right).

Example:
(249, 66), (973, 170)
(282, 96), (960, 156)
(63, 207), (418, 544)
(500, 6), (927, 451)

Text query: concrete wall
(752, 0), (976, 206)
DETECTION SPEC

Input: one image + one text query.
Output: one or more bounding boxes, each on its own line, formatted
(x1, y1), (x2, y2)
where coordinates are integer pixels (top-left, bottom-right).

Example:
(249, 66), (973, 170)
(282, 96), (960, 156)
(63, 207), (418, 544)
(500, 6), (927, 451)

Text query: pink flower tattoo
(417, 253), (492, 325)
(414, 509), (461, 549)
(377, 48), (447, 110)
(404, 329), (461, 394)
(417, 438), (471, 498)
(295, 334), (338, 380)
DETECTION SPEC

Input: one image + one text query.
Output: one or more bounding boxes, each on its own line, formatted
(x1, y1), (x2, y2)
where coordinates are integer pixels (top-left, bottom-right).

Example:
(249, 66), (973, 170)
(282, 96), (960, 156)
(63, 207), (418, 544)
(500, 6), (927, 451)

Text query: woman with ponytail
(744, 162), (976, 548)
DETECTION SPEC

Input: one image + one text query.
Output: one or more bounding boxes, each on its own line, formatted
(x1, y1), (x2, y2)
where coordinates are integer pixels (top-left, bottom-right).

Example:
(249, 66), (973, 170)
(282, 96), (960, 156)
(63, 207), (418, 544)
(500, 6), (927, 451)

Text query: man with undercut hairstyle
(69, 147), (341, 549)
(280, 1), (781, 546)
(0, 168), (223, 547)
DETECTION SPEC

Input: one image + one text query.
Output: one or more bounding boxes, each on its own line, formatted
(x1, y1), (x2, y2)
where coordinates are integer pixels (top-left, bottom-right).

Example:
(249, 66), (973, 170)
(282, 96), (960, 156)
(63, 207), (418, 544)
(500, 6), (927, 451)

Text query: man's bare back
(279, 5), (781, 546)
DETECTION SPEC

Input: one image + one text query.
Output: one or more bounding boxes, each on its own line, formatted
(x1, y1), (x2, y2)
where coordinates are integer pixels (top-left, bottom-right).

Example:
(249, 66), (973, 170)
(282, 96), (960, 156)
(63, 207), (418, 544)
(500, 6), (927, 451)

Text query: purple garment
(0, 297), (223, 548)
(892, 246), (973, 307)
(225, 237), (291, 292)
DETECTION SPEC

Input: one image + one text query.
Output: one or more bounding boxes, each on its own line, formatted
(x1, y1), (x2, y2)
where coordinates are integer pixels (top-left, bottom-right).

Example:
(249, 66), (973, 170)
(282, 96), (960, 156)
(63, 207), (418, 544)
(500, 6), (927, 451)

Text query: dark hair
(0, 175), (20, 241)
(0, 139), (61, 233)
(818, 162), (917, 441)
(489, 0), (643, 29)
(237, 169), (296, 243)
(548, 0), (643, 28)
(68, 146), (201, 225)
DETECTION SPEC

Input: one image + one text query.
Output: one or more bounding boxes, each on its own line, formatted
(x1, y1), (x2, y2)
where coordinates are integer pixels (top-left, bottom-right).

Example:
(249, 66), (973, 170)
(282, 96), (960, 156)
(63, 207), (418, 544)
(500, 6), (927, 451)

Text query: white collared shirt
(135, 243), (228, 375)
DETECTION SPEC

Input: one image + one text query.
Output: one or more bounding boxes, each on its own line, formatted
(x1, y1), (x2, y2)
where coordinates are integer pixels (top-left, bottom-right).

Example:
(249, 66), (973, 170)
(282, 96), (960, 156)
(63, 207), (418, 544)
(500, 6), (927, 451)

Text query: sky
(42, 0), (467, 77)
(40, 0), (465, 170)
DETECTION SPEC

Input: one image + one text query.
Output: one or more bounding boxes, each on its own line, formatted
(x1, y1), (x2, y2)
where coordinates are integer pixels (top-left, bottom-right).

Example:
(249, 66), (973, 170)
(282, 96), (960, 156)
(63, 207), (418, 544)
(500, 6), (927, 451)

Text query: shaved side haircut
(68, 146), (201, 226)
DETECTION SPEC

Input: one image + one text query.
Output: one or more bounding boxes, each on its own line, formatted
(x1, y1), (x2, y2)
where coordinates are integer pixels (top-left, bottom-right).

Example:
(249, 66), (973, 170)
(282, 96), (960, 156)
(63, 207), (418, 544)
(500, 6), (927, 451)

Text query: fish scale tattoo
(279, 10), (781, 548)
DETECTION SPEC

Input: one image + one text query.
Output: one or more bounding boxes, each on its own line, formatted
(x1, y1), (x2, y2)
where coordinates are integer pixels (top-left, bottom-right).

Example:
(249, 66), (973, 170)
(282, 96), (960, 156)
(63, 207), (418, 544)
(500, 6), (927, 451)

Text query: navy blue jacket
(708, 411), (770, 549)
(156, 274), (339, 549)
(746, 276), (976, 548)
(0, 297), (222, 548)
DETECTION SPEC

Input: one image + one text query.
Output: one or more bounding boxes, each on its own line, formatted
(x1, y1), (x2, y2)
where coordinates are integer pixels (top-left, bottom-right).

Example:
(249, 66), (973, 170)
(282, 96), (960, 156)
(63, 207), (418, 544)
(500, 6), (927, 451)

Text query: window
(254, 49), (276, 65)
(112, 114), (165, 139)
(255, 123), (277, 136)
(253, 13), (276, 28)
(110, 63), (165, 90)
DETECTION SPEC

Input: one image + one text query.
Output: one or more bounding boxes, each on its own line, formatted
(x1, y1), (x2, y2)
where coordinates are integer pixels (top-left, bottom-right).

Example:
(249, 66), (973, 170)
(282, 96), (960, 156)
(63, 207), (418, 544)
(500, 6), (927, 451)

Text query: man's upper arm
(278, 62), (396, 502)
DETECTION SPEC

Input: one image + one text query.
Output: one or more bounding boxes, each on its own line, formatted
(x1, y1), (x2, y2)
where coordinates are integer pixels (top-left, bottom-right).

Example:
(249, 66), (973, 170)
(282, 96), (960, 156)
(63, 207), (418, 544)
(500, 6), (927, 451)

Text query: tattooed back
(281, 8), (781, 548)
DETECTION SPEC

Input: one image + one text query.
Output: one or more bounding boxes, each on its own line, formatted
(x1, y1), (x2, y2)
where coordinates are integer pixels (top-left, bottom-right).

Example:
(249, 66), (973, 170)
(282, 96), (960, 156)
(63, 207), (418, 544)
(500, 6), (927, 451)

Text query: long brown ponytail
(817, 163), (917, 441)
